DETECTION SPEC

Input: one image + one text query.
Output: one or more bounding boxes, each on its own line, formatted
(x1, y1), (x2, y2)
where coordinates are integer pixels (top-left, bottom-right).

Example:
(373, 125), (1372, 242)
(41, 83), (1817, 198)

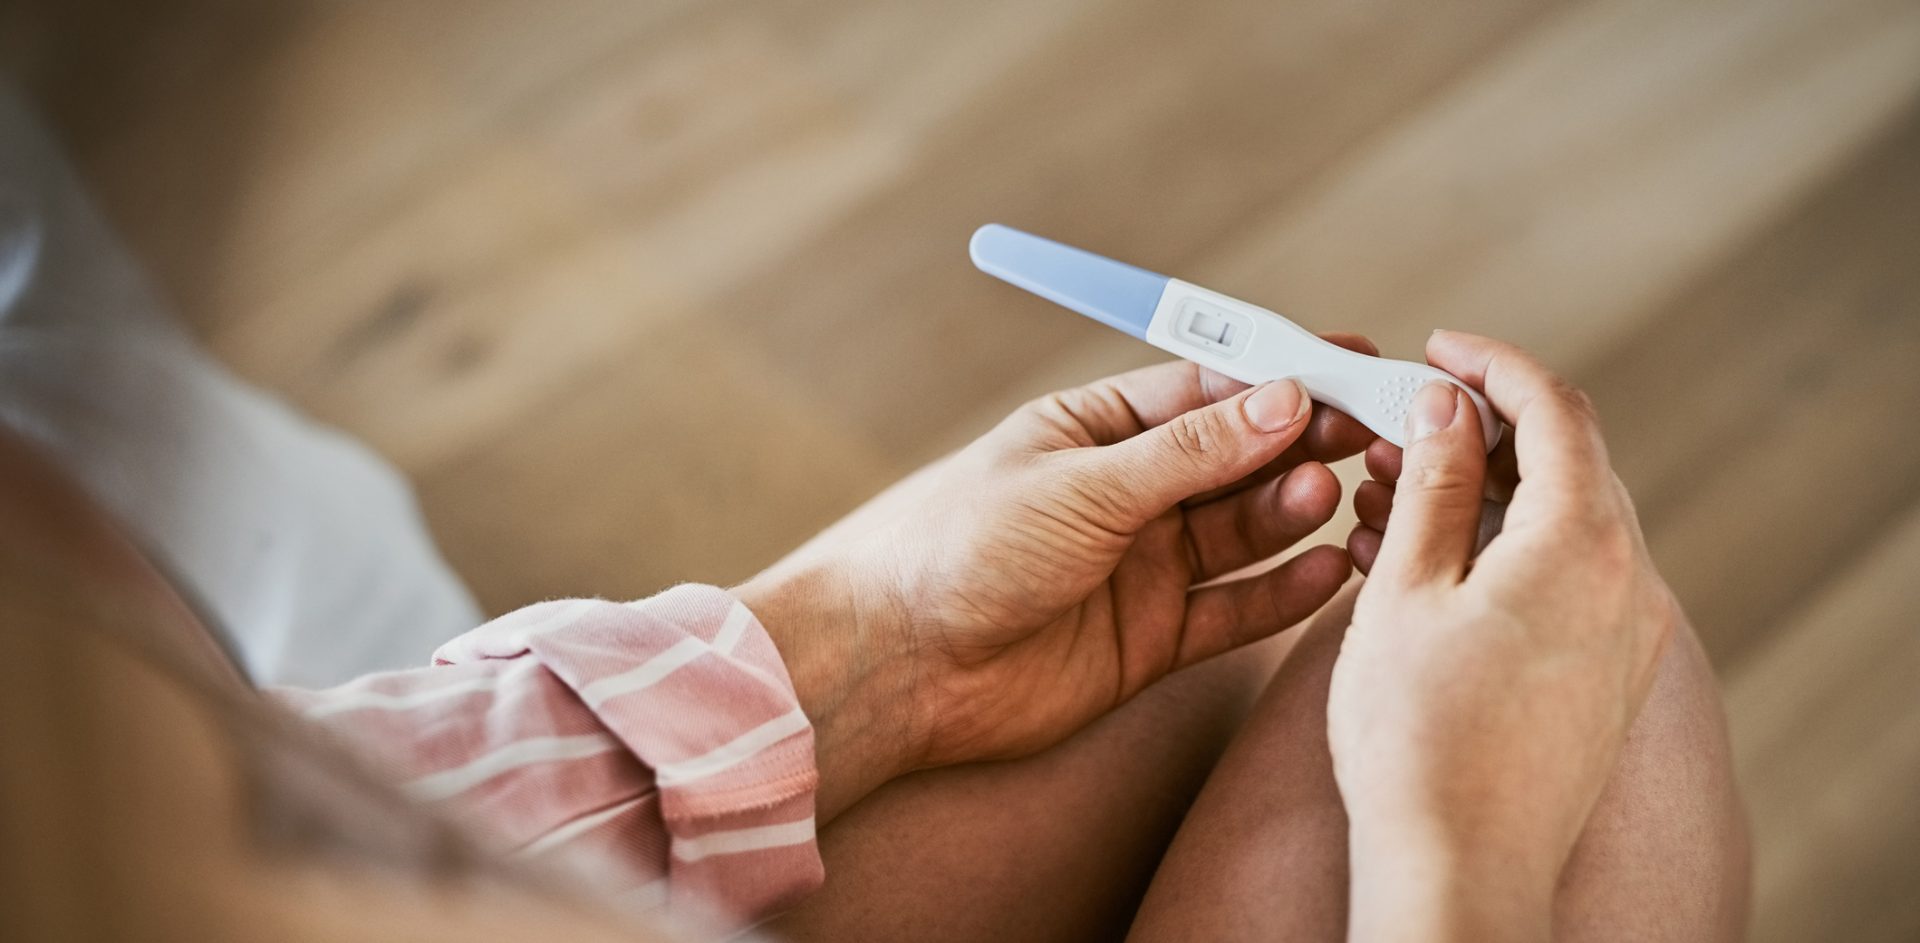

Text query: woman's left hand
(738, 337), (1377, 817)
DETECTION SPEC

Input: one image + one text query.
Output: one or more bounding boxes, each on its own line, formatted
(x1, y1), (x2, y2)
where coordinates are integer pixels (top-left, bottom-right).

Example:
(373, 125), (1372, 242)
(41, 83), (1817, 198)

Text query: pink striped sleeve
(267, 584), (823, 930)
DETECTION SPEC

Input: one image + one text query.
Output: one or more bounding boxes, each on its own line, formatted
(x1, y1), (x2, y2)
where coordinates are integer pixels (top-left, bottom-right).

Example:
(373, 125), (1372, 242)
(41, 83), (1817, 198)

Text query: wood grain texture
(10, 0), (1919, 938)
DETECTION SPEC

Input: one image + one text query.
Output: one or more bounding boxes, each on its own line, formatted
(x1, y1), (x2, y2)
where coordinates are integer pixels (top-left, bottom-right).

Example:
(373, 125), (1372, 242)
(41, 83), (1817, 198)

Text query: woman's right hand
(1325, 331), (1681, 941)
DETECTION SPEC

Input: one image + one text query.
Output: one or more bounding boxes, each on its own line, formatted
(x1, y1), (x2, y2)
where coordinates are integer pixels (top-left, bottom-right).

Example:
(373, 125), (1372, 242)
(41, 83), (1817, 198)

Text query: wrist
(1347, 813), (1558, 943)
(733, 560), (920, 822)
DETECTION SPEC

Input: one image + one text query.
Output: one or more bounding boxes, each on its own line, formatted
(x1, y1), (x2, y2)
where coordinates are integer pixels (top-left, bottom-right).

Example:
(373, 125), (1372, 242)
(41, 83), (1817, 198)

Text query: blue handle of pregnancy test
(968, 224), (1169, 340)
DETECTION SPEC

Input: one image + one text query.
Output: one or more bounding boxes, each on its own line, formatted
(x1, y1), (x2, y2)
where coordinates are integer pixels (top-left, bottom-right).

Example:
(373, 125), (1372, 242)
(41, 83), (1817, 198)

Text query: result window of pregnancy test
(1178, 304), (1251, 355)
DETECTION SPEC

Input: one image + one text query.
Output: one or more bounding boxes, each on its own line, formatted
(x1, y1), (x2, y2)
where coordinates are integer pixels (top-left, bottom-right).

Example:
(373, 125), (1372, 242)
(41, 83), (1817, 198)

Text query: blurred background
(3, 0), (1916, 938)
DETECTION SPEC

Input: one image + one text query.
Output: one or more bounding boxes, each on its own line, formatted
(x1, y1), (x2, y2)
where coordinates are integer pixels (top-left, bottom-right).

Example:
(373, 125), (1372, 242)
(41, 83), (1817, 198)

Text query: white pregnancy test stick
(969, 224), (1499, 451)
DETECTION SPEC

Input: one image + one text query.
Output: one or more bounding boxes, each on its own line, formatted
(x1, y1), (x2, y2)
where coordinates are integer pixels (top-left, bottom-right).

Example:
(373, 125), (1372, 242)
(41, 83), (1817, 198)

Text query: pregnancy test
(969, 224), (1499, 451)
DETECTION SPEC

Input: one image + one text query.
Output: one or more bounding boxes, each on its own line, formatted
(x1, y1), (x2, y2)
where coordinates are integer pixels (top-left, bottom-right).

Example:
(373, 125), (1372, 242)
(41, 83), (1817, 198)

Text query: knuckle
(1407, 459), (1476, 500)
(1575, 517), (1640, 581)
(1575, 472), (1637, 529)
(1593, 525), (1636, 569)
(1548, 380), (1599, 422)
(1014, 391), (1075, 430)
(1020, 387), (1078, 419)
(1166, 411), (1222, 463)
(1563, 499), (1612, 541)
(1056, 464), (1140, 532)
(1021, 384), (1141, 447)
(1572, 388), (1601, 421)
(1027, 390), (1071, 419)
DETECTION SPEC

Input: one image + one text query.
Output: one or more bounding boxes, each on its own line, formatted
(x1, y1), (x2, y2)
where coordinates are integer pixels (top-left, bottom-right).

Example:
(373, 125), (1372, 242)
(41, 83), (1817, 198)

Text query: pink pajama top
(269, 585), (821, 932)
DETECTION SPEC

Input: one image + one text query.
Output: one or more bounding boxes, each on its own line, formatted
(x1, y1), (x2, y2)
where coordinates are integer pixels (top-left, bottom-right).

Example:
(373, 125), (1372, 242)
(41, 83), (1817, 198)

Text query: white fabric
(0, 87), (481, 686)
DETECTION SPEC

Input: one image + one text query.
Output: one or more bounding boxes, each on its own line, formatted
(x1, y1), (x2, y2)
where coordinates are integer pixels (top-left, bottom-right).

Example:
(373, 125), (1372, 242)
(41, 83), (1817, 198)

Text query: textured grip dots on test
(1374, 376), (1420, 424)
(1375, 375), (1420, 427)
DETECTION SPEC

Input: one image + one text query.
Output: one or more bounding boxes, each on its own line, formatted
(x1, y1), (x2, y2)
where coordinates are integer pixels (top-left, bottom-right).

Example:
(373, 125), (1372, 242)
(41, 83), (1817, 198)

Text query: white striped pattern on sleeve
(268, 585), (824, 932)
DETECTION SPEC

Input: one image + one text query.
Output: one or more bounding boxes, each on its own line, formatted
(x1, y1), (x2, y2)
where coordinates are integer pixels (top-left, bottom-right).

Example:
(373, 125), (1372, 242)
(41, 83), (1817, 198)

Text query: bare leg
(769, 632), (1296, 942)
(1127, 582), (1750, 941)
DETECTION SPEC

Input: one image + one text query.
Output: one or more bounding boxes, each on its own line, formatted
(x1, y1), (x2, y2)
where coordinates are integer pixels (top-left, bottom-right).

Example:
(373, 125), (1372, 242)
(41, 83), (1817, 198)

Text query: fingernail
(1408, 383), (1458, 442)
(1245, 379), (1309, 433)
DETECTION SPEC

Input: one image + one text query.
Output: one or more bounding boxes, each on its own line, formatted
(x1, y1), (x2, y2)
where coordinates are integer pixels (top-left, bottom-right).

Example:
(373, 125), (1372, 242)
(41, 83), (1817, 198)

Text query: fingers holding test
(1181, 332), (1381, 506)
(1424, 331), (1610, 492)
(1042, 360), (1249, 447)
(1183, 461), (1341, 581)
(1364, 406), (1516, 503)
(1366, 383), (1488, 588)
(1296, 332), (1384, 461)
(1177, 544), (1352, 670)
(1348, 524), (1383, 575)
(1072, 379), (1314, 526)
(1354, 477), (1509, 567)
(1056, 333), (1375, 455)
(1364, 436), (1404, 483)
(1354, 479), (1394, 532)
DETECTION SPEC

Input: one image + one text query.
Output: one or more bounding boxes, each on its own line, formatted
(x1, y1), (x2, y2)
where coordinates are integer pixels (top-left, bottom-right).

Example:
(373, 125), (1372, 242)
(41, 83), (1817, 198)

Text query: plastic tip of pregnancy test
(969, 224), (1169, 340)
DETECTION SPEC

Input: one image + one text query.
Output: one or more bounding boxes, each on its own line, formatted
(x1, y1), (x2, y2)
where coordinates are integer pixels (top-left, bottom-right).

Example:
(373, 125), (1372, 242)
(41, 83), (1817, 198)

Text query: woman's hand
(738, 338), (1377, 819)
(1327, 331), (1680, 941)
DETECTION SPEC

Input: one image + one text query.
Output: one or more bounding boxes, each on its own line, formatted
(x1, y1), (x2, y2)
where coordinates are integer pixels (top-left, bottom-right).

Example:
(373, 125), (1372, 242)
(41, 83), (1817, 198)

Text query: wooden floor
(8, 0), (1919, 938)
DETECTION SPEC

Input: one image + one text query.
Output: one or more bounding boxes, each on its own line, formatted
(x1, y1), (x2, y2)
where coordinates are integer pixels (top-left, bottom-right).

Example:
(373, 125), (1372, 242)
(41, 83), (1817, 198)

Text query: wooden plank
(420, 315), (900, 612)
(692, 0), (1550, 463)
(69, 0), (1554, 475)
(183, 0), (1162, 474)
(42, 0), (710, 335)
(401, 0), (1552, 604)
(1727, 501), (1920, 943)
(19, 3), (1920, 935)
(1198, 0), (1920, 369)
(1576, 110), (1920, 664)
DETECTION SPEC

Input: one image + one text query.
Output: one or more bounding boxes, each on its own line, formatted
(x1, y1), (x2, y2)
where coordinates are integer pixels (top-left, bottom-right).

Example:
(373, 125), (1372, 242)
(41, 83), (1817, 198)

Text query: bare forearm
(734, 560), (918, 825)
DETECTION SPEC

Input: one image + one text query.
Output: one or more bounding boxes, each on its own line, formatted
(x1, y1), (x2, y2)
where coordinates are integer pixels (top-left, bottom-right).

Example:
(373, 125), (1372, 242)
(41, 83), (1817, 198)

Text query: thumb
(1369, 382), (1487, 587)
(1073, 379), (1311, 527)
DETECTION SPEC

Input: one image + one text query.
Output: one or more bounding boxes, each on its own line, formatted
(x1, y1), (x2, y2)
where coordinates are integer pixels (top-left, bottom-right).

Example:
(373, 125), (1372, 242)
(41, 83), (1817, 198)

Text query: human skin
(1330, 333), (1685, 939)
(0, 410), (1338, 943)
(2, 332), (1747, 941)
(751, 330), (1746, 941)
(1125, 584), (1748, 942)
(734, 337), (1385, 824)
(0, 331), (1382, 942)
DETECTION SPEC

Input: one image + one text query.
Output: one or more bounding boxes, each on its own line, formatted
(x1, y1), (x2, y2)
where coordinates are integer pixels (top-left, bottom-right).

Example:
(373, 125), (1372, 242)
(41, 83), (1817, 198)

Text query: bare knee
(1129, 586), (1360, 942)
(1133, 587), (1750, 942)
(772, 634), (1292, 943)
(1555, 625), (1752, 941)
